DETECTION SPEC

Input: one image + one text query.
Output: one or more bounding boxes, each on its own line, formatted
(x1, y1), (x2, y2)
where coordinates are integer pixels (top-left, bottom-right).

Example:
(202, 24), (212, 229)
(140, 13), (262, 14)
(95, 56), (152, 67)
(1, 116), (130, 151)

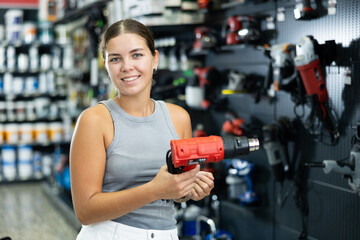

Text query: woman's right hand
(151, 164), (200, 200)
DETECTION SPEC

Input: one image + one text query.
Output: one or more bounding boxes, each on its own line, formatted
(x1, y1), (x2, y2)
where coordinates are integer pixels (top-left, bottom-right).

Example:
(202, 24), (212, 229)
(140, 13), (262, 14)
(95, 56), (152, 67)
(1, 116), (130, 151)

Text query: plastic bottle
(18, 145), (33, 180)
(2, 145), (17, 181)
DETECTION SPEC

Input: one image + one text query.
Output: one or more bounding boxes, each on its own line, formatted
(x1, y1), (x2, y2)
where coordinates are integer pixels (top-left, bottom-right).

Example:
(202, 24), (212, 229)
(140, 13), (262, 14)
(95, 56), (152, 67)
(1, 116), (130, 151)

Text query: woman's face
(104, 33), (158, 97)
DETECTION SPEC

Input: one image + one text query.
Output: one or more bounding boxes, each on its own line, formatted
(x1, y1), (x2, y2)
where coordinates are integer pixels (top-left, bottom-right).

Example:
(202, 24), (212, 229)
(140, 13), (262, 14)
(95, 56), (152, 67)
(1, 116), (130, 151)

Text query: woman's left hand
(189, 171), (215, 201)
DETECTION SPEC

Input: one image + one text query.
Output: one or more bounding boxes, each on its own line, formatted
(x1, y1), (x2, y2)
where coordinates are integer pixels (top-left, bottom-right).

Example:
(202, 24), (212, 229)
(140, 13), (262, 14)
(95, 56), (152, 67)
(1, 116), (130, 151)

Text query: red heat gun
(166, 135), (260, 174)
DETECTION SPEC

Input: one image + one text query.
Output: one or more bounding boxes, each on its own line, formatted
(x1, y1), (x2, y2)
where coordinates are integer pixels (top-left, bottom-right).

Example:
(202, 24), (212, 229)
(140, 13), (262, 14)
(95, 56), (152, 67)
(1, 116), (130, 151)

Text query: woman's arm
(70, 105), (199, 225)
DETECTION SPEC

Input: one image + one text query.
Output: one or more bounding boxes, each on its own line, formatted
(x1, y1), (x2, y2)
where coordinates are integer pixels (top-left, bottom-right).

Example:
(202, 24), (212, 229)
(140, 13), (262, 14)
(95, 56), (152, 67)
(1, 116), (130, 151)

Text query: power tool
(192, 66), (222, 109)
(226, 158), (260, 205)
(192, 26), (218, 52)
(294, 0), (317, 20)
(197, 0), (221, 10)
(221, 70), (246, 95)
(224, 15), (260, 45)
(166, 135), (260, 174)
(263, 43), (306, 104)
(306, 124), (360, 196)
(221, 111), (245, 137)
(262, 117), (294, 183)
(294, 35), (339, 145)
(265, 43), (297, 87)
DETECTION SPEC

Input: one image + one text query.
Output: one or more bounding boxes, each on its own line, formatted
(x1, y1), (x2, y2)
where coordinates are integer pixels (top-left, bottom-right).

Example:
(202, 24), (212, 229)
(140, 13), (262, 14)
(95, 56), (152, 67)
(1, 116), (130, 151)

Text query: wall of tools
(152, 0), (360, 239)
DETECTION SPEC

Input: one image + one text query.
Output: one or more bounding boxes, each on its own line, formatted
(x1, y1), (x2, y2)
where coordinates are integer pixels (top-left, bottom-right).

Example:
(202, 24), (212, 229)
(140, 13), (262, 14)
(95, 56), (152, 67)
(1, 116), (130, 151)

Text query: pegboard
(199, 0), (360, 239)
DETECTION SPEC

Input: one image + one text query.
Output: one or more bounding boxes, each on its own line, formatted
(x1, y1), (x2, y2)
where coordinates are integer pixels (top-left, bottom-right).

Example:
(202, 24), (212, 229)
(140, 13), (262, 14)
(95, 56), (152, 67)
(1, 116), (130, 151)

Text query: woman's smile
(122, 75), (140, 82)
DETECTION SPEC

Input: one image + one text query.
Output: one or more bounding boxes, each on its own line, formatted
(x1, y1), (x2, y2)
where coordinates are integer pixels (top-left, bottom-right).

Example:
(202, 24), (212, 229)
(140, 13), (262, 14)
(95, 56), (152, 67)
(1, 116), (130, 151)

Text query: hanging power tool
(306, 124), (360, 196)
(294, 0), (317, 20)
(193, 123), (208, 138)
(166, 135), (260, 174)
(222, 111), (245, 137)
(196, 216), (233, 240)
(221, 70), (246, 95)
(192, 26), (219, 52)
(197, 0), (221, 10)
(263, 43), (306, 106)
(85, 7), (107, 57)
(227, 158), (260, 205)
(262, 117), (295, 183)
(294, 35), (339, 145)
(264, 118), (310, 239)
(221, 70), (265, 104)
(294, 0), (329, 20)
(191, 66), (222, 109)
(223, 15), (260, 45)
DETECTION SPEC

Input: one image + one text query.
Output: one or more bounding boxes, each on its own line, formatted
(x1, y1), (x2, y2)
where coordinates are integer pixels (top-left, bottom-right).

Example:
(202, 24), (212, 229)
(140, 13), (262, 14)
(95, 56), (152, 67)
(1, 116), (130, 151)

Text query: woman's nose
(121, 59), (133, 72)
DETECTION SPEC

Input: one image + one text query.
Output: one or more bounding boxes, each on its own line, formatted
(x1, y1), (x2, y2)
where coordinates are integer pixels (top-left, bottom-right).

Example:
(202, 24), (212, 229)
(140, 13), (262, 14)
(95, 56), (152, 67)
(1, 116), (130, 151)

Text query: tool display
(306, 124), (360, 196)
(294, 35), (339, 145)
(166, 135), (260, 174)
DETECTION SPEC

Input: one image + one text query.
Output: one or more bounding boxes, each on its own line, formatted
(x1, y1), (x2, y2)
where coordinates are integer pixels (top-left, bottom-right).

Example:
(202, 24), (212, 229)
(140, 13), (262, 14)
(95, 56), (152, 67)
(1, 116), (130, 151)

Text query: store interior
(0, 0), (360, 239)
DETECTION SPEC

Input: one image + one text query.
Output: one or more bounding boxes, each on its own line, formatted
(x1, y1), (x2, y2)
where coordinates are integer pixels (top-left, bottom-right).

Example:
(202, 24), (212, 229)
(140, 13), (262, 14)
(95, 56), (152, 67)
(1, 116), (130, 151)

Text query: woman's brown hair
(99, 19), (155, 59)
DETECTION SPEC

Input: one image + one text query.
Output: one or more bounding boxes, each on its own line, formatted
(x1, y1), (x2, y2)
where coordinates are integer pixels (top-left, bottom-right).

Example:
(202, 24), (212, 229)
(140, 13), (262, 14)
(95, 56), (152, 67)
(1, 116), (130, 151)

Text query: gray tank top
(100, 99), (179, 230)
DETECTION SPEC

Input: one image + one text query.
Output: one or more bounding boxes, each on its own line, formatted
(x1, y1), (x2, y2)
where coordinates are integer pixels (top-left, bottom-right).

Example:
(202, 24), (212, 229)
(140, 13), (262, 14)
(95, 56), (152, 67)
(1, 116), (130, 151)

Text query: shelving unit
(53, 0), (110, 25)
(0, 38), (74, 182)
(0, 9), (89, 230)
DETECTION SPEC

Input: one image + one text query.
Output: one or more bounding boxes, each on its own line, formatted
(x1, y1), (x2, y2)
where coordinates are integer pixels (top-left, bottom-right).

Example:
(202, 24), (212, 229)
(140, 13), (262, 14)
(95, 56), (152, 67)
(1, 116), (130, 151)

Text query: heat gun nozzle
(248, 138), (260, 151)
(223, 136), (260, 159)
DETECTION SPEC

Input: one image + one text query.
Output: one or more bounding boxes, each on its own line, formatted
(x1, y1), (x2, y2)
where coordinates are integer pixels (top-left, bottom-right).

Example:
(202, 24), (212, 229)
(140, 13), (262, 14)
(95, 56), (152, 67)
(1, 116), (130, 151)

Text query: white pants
(76, 220), (179, 240)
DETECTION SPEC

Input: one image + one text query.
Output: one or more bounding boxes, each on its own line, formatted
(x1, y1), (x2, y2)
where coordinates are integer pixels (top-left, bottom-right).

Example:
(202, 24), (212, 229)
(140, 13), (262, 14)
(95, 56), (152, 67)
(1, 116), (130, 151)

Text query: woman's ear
(103, 59), (109, 71)
(153, 50), (159, 71)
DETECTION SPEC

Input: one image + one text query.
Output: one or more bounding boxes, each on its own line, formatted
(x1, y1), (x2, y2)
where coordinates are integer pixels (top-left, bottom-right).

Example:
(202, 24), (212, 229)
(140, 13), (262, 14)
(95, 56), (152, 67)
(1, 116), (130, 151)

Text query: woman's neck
(115, 95), (154, 117)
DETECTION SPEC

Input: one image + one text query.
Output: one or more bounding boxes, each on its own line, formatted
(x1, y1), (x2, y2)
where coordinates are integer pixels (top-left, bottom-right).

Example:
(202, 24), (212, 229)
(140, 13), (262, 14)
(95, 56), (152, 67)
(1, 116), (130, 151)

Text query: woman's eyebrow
(108, 48), (145, 57)
(130, 48), (145, 53)
(108, 53), (121, 57)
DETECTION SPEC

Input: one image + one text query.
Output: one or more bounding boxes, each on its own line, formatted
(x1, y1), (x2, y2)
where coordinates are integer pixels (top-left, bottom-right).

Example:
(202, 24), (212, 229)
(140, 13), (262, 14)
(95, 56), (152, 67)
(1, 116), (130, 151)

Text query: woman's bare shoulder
(165, 102), (190, 121)
(165, 102), (192, 138)
(76, 103), (112, 127)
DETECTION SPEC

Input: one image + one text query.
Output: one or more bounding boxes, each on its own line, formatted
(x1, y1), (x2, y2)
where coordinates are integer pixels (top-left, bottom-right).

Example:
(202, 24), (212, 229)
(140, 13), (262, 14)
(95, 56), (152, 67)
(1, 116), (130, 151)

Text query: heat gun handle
(166, 150), (196, 174)
(166, 150), (179, 174)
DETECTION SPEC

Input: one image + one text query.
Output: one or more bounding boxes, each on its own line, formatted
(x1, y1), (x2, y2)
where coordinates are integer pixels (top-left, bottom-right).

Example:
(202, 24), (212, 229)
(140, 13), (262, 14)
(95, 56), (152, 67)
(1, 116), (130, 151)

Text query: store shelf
(0, 178), (44, 185)
(53, 0), (110, 25)
(149, 23), (203, 38)
(0, 0), (38, 9)
(221, 0), (275, 13)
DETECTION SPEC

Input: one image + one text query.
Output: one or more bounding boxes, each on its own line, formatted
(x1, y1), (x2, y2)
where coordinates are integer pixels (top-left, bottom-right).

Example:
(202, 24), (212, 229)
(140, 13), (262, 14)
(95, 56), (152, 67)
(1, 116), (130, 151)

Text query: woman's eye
(110, 57), (121, 62)
(133, 53), (143, 58)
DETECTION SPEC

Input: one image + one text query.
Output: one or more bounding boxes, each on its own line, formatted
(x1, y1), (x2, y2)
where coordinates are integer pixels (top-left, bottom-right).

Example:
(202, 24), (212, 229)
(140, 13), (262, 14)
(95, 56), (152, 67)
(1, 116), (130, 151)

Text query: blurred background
(0, 0), (360, 240)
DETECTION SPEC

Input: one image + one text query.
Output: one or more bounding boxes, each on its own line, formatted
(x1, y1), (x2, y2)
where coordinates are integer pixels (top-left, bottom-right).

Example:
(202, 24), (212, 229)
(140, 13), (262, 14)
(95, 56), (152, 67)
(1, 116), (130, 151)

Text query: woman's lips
(122, 75), (140, 82)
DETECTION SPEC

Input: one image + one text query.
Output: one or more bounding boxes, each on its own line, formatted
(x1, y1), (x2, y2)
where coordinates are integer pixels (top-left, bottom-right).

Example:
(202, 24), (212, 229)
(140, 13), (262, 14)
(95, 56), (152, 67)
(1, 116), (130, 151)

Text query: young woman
(70, 19), (214, 239)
